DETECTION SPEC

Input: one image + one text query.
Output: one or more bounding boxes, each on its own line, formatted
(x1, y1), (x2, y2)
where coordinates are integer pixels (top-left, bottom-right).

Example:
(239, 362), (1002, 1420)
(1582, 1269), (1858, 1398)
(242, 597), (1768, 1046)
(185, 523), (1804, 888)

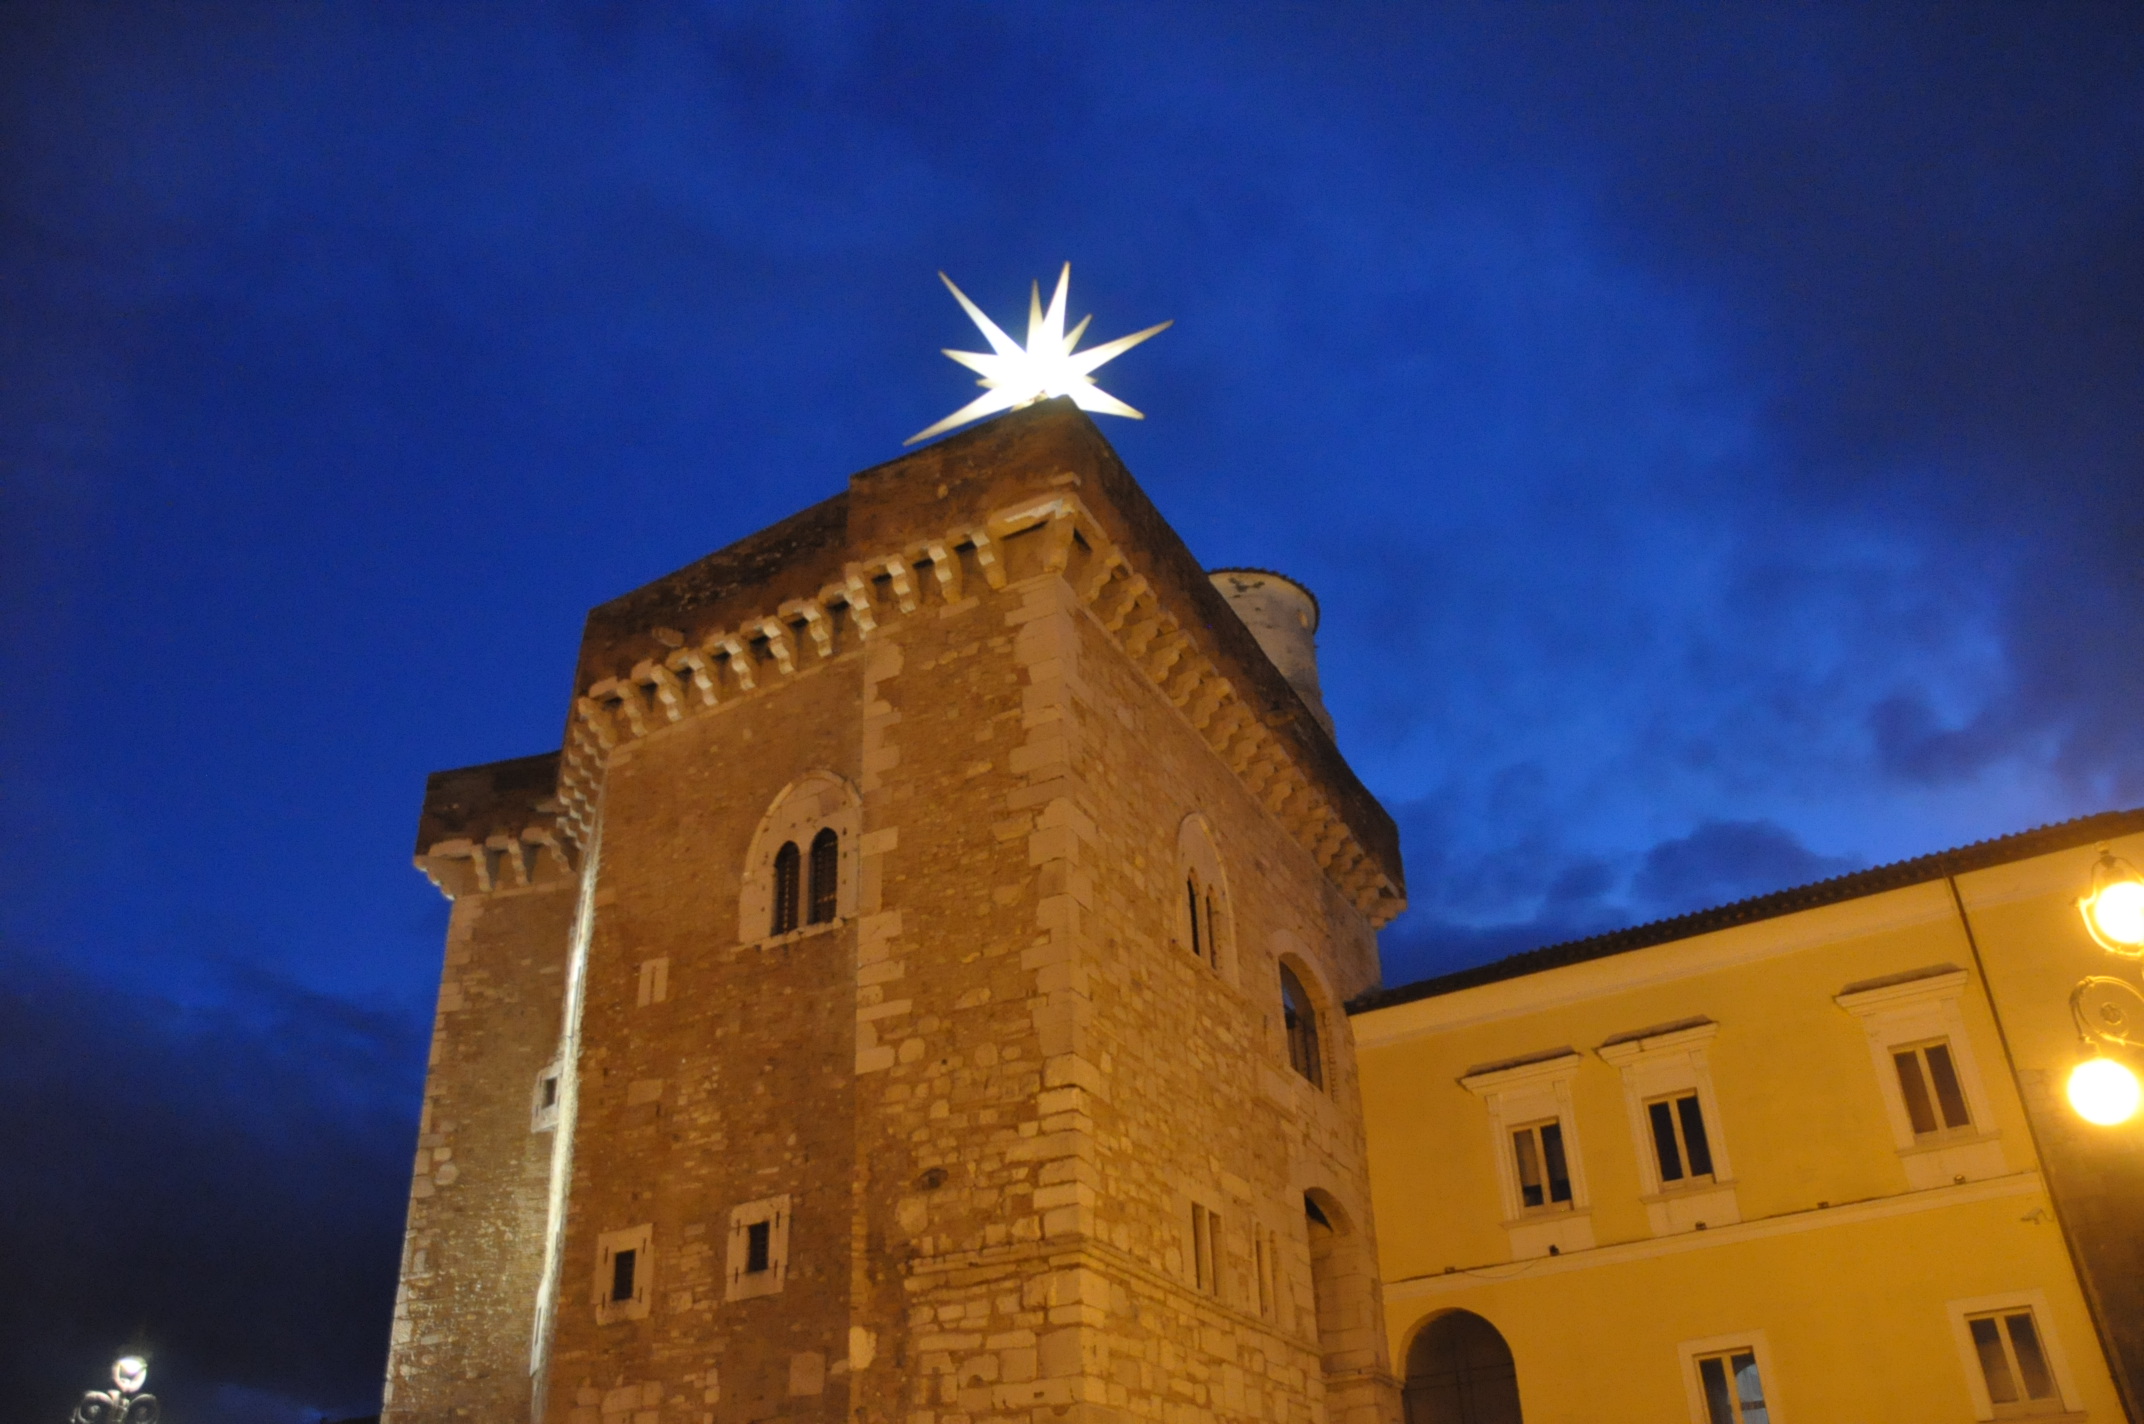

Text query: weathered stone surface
(383, 401), (1404, 1424)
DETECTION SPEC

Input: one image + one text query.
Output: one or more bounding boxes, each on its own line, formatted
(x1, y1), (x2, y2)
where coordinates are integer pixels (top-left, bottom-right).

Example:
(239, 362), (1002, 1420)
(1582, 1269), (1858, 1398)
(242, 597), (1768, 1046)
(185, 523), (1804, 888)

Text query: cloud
(0, 944), (421, 1422)
(1629, 818), (1859, 910)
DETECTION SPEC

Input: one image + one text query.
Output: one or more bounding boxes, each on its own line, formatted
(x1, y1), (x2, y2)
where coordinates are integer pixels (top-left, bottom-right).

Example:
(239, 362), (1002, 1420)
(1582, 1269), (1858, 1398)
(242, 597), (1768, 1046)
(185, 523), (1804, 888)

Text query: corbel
(782, 599), (834, 659)
(755, 617), (797, 676)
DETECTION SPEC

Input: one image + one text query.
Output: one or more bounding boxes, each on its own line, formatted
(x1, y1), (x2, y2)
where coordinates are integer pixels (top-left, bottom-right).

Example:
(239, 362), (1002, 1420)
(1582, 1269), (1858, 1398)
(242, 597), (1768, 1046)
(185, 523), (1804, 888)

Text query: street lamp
(70, 1355), (156, 1424)
(2069, 850), (2144, 1126)
(2078, 852), (2144, 955)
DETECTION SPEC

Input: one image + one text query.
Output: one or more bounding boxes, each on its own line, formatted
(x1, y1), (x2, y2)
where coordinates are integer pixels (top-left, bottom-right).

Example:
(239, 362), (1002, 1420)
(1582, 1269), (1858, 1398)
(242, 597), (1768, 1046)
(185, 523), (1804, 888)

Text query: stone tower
(384, 400), (1409, 1424)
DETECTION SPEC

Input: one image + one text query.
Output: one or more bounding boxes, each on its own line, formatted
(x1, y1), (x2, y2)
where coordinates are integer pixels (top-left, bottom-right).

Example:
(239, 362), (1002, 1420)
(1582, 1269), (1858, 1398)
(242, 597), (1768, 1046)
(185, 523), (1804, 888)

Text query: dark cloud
(0, 945), (420, 1423)
(1630, 818), (1860, 909)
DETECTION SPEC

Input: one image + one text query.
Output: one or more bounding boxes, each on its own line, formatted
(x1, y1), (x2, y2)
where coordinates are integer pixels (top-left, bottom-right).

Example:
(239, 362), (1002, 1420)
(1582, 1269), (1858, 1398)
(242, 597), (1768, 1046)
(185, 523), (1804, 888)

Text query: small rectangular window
(1647, 1093), (1716, 1184)
(726, 1195), (791, 1301)
(1512, 1120), (1573, 1210)
(1894, 1039), (1973, 1136)
(1694, 1349), (1770, 1424)
(594, 1224), (652, 1322)
(1968, 1309), (2059, 1414)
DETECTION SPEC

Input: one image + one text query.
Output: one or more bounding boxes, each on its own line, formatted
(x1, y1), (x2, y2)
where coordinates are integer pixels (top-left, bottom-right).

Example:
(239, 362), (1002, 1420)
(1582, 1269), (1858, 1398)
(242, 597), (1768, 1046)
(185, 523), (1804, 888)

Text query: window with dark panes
(771, 841), (802, 935)
(807, 827), (839, 924)
(1646, 1092), (1715, 1184)
(1280, 965), (1324, 1088)
(1510, 1120), (1571, 1210)
(1694, 1348), (1769, 1424)
(1893, 1038), (1972, 1136)
(1968, 1308), (2059, 1415)
(745, 1219), (772, 1274)
(610, 1248), (638, 1303)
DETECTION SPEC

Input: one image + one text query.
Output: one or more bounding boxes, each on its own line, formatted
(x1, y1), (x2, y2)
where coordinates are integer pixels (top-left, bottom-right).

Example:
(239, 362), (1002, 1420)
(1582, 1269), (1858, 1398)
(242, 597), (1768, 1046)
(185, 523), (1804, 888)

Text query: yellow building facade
(1351, 814), (2144, 1424)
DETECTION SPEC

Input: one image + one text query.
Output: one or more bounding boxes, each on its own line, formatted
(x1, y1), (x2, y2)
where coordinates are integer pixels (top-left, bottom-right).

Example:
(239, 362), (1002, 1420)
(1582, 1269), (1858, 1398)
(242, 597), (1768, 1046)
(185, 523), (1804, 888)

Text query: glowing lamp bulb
(2085, 878), (2144, 950)
(2067, 1057), (2142, 1126)
(113, 1356), (148, 1393)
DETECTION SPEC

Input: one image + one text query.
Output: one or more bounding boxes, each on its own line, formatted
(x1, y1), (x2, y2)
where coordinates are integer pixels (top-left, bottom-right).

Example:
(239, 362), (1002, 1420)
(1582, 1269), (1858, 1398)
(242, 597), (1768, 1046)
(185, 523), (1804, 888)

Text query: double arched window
(1176, 815), (1231, 974)
(741, 773), (860, 944)
(770, 828), (841, 935)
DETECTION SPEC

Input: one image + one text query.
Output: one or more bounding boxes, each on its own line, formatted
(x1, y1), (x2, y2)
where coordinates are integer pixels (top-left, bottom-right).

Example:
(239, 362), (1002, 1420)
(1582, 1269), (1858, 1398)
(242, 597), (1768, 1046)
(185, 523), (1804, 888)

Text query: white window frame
(1459, 1050), (1595, 1259)
(594, 1223), (652, 1323)
(1835, 967), (2007, 1189)
(1677, 1330), (1782, 1424)
(1945, 1290), (2085, 1420)
(531, 1060), (562, 1133)
(726, 1194), (792, 1301)
(1598, 1019), (1741, 1235)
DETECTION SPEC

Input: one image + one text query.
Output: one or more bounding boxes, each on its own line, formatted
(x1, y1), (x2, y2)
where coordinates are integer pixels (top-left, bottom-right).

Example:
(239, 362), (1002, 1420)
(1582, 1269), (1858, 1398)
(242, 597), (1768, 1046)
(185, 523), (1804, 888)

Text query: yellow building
(1351, 811), (2144, 1424)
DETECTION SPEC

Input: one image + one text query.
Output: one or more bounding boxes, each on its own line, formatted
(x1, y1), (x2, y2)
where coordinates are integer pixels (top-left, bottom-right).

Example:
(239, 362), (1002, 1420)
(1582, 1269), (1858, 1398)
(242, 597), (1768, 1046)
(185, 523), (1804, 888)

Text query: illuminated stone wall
(385, 402), (1407, 1424)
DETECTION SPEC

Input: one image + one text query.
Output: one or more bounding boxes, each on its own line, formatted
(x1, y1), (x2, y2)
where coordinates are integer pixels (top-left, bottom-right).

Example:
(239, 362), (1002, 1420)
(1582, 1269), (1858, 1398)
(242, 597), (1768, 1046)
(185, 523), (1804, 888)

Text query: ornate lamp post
(70, 1356), (157, 1424)
(2070, 851), (2144, 1125)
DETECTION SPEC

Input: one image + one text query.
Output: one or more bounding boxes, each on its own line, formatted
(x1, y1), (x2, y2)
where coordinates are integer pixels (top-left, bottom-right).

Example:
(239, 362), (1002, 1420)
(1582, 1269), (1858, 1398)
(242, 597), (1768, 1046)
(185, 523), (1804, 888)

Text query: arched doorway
(1403, 1310), (1522, 1424)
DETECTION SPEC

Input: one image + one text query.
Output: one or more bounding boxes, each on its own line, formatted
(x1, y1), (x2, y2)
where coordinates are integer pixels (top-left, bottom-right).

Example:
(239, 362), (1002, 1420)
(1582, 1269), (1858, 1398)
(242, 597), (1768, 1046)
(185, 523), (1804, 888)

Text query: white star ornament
(907, 264), (1171, 445)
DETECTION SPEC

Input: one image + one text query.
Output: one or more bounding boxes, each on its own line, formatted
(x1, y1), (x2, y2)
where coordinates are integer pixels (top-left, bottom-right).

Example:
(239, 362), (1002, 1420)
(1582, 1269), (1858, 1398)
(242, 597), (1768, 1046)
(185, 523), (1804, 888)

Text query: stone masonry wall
(384, 877), (574, 1421)
(538, 637), (867, 1424)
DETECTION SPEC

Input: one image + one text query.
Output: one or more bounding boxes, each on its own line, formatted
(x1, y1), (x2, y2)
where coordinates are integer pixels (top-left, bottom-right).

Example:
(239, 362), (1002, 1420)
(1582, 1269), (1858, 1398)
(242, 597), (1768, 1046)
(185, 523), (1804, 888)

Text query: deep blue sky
(3, 4), (2139, 1418)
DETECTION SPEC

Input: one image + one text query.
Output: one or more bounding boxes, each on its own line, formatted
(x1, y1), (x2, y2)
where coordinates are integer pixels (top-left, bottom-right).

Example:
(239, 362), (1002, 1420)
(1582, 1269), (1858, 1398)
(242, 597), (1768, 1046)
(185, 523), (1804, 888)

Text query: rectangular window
(1512, 1120), (1573, 1210)
(594, 1224), (652, 1322)
(1647, 1093), (1716, 1184)
(1694, 1349), (1770, 1424)
(726, 1195), (791, 1301)
(1894, 1039), (1973, 1136)
(1968, 1309), (2059, 1415)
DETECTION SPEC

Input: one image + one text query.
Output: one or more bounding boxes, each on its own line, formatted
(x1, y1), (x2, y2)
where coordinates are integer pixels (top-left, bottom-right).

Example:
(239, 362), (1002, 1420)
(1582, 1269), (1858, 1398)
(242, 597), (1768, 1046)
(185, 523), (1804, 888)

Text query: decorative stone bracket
(551, 493), (1401, 924)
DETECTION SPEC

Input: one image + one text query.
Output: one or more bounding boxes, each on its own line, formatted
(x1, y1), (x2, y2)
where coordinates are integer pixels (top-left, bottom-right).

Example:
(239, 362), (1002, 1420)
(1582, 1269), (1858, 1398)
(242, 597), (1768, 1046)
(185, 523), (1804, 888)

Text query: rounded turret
(1208, 567), (1335, 739)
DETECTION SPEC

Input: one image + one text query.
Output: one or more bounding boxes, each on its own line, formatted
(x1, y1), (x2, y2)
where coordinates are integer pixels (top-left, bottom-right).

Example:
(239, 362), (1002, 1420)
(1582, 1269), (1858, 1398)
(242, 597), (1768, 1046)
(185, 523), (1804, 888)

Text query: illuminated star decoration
(907, 264), (1171, 444)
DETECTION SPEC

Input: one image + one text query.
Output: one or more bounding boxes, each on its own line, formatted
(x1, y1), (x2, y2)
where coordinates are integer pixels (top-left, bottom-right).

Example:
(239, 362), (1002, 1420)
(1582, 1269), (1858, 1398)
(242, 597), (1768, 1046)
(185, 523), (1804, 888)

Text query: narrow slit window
(1191, 1204), (1211, 1291)
(610, 1247), (637, 1303)
(1512, 1120), (1572, 1210)
(1695, 1349), (1769, 1424)
(1204, 890), (1220, 967)
(1186, 878), (1202, 959)
(1969, 1309), (2059, 1413)
(807, 827), (839, 924)
(1894, 1039), (1973, 1136)
(1280, 965), (1324, 1088)
(771, 841), (801, 935)
(745, 1219), (772, 1274)
(1646, 1093), (1715, 1184)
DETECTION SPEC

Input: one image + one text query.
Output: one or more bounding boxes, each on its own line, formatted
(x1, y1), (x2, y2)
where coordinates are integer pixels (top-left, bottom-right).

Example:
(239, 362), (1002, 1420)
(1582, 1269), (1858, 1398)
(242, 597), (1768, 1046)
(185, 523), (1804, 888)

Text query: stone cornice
(551, 490), (1404, 926)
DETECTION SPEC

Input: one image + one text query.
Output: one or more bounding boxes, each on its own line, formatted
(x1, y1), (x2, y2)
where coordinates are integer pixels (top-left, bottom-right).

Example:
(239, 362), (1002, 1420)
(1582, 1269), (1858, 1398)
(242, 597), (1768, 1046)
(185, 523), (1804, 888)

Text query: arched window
(771, 842), (801, 935)
(1404, 1311), (1523, 1424)
(1281, 964), (1324, 1088)
(807, 828), (839, 925)
(739, 772), (860, 944)
(1176, 815), (1230, 975)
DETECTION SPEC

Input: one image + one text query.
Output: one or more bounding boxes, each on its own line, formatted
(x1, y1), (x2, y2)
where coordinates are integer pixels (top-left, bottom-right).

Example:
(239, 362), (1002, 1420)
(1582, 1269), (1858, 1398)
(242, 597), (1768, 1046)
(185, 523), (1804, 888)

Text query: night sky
(3, 4), (2139, 1419)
